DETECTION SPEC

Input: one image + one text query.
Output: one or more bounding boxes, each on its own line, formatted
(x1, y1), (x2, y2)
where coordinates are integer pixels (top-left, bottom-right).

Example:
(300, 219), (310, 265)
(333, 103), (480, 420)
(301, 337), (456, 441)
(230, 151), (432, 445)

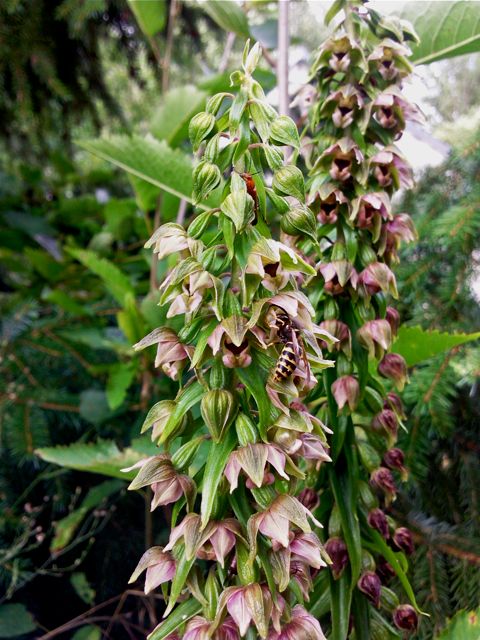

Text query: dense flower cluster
(128, 42), (335, 639)
(127, 1), (423, 637)
(302, 0), (421, 635)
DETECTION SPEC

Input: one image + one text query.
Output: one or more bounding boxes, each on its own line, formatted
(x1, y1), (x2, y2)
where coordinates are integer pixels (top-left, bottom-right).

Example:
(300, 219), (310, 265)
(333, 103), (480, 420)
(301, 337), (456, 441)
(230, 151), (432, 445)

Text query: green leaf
(437, 607), (480, 640)
(76, 135), (205, 209)
(200, 0), (250, 37)
(392, 326), (480, 367)
(236, 361), (272, 441)
(148, 598), (202, 640)
(401, 1), (480, 65)
(200, 428), (237, 528)
(51, 480), (122, 551)
(164, 545), (196, 616)
(191, 319), (217, 368)
(0, 604), (36, 638)
(106, 362), (137, 410)
(36, 437), (158, 479)
(151, 86), (208, 147)
(220, 189), (254, 232)
(329, 572), (351, 640)
(72, 626), (101, 640)
(329, 468), (362, 584)
(128, 0), (166, 37)
(67, 248), (135, 306)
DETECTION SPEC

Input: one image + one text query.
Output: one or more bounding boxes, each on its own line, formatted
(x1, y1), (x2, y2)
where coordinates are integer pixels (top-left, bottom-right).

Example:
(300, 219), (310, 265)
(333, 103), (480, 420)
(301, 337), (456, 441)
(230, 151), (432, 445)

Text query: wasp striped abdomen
(273, 341), (298, 381)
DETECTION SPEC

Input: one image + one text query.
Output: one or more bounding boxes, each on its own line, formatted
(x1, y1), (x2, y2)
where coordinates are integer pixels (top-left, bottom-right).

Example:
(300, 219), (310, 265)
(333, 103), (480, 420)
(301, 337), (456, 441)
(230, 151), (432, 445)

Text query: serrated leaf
(128, 0), (166, 37)
(400, 1), (480, 65)
(391, 326), (480, 367)
(76, 135), (211, 209)
(200, 0), (250, 37)
(36, 437), (158, 479)
(148, 598), (202, 640)
(200, 429), (237, 528)
(67, 248), (135, 306)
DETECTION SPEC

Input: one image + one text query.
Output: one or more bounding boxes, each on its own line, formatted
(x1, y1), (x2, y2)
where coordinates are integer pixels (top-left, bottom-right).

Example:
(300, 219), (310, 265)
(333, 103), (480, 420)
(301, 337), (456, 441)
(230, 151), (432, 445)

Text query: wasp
(240, 172), (259, 224)
(266, 306), (306, 382)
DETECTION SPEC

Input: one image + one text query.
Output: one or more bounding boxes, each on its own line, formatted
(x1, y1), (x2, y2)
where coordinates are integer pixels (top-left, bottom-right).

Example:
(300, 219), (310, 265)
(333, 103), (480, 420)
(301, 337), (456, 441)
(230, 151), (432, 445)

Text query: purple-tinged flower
(308, 183), (348, 225)
(393, 604), (418, 632)
(225, 443), (289, 492)
(297, 487), (320, 512)
(319, 260), (358, 296)
(358, 262), (398, 298)
(378, 353), (408, 391)
(128, 546), (175, 594)
(393, 527), (414, 555)
(286, 433), (331, 464)
(248, 494), (322, 551)
(324, 537), (349, 579)
(319, 320), (352, 357)
(370, 468), (397, 505)
(246, 238), (316, 292)
(357, 319), (392, 359)
(208, 316), (267, 369)
(351, 193), (391, 241)
(376, 558), (396, 583)
(370, 147), (413, 191)
(368, 508), (390, 539)
(384, 391), (406, 419)
(332, 375), (360, 412)
(184, 616), (239, 640)
(288, 531), (328, 570)
(218, 583), (271, 638)
(322, 85), (364, 129)
(383, 448), (408, 480)
(133, 328), (193, 380)
(124, 454), (195, 511)
(381, 213), (417, 263)
(311, 138), (365, 184)
(373, 87), (423, 135)
(372, 409), (398, 441)
(267, 604), (327, 640)
(358, 571), (382, 607)
(385, 307), (400, 337)
(368, 39), (412, 81)
(165, 514), (241, 567)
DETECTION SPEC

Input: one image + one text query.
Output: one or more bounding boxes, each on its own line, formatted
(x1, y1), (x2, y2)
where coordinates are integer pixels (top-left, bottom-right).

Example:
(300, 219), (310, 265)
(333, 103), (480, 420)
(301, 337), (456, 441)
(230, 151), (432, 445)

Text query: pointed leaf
(391, 326), (480, 367)
(200, 428), (237, 528)
(201, 0), (250, 37)
(148, 598), (202, 640)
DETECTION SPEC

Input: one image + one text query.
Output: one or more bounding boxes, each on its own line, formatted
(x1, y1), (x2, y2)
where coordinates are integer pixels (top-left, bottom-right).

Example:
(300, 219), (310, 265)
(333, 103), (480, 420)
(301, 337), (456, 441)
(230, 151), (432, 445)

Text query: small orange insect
(240, 172), (259, 224)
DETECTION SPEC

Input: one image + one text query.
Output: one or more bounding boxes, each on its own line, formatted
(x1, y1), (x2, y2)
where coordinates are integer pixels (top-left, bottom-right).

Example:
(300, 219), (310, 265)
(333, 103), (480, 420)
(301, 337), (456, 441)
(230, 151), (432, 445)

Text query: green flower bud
(209, 358), (227, 390)
(243, 41), (262, 75)
(364, 387), (385, 413)
(188, 209), (214, 239)
(379, 586), (400, 612)
(235, 413), (258, 445)
(361, 549), (376, 573)
(357, 440), (382, 473)
(193, 161), (222, 204)
(358, 480), (377, 510)
(171, 435), (204, 469)
(236, 542), (258, 584)
(251, 486), (276, 509)
(249, 100), (276, 142)
(189, 111), (216, 152)
(270, 115), (300, 149)
(200, 389), (237, 442)
(324, 298), (339, 320)
(280, 205), (317, 243)
(206, 92), (230, 116)
(263, 144), (283, 171)
(358, 243), (378, 266)
(328, 503), (342, 537)
(272, 165), (306, 202)
(265, 188), (290, 214)
(335, 352), (352, 377)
